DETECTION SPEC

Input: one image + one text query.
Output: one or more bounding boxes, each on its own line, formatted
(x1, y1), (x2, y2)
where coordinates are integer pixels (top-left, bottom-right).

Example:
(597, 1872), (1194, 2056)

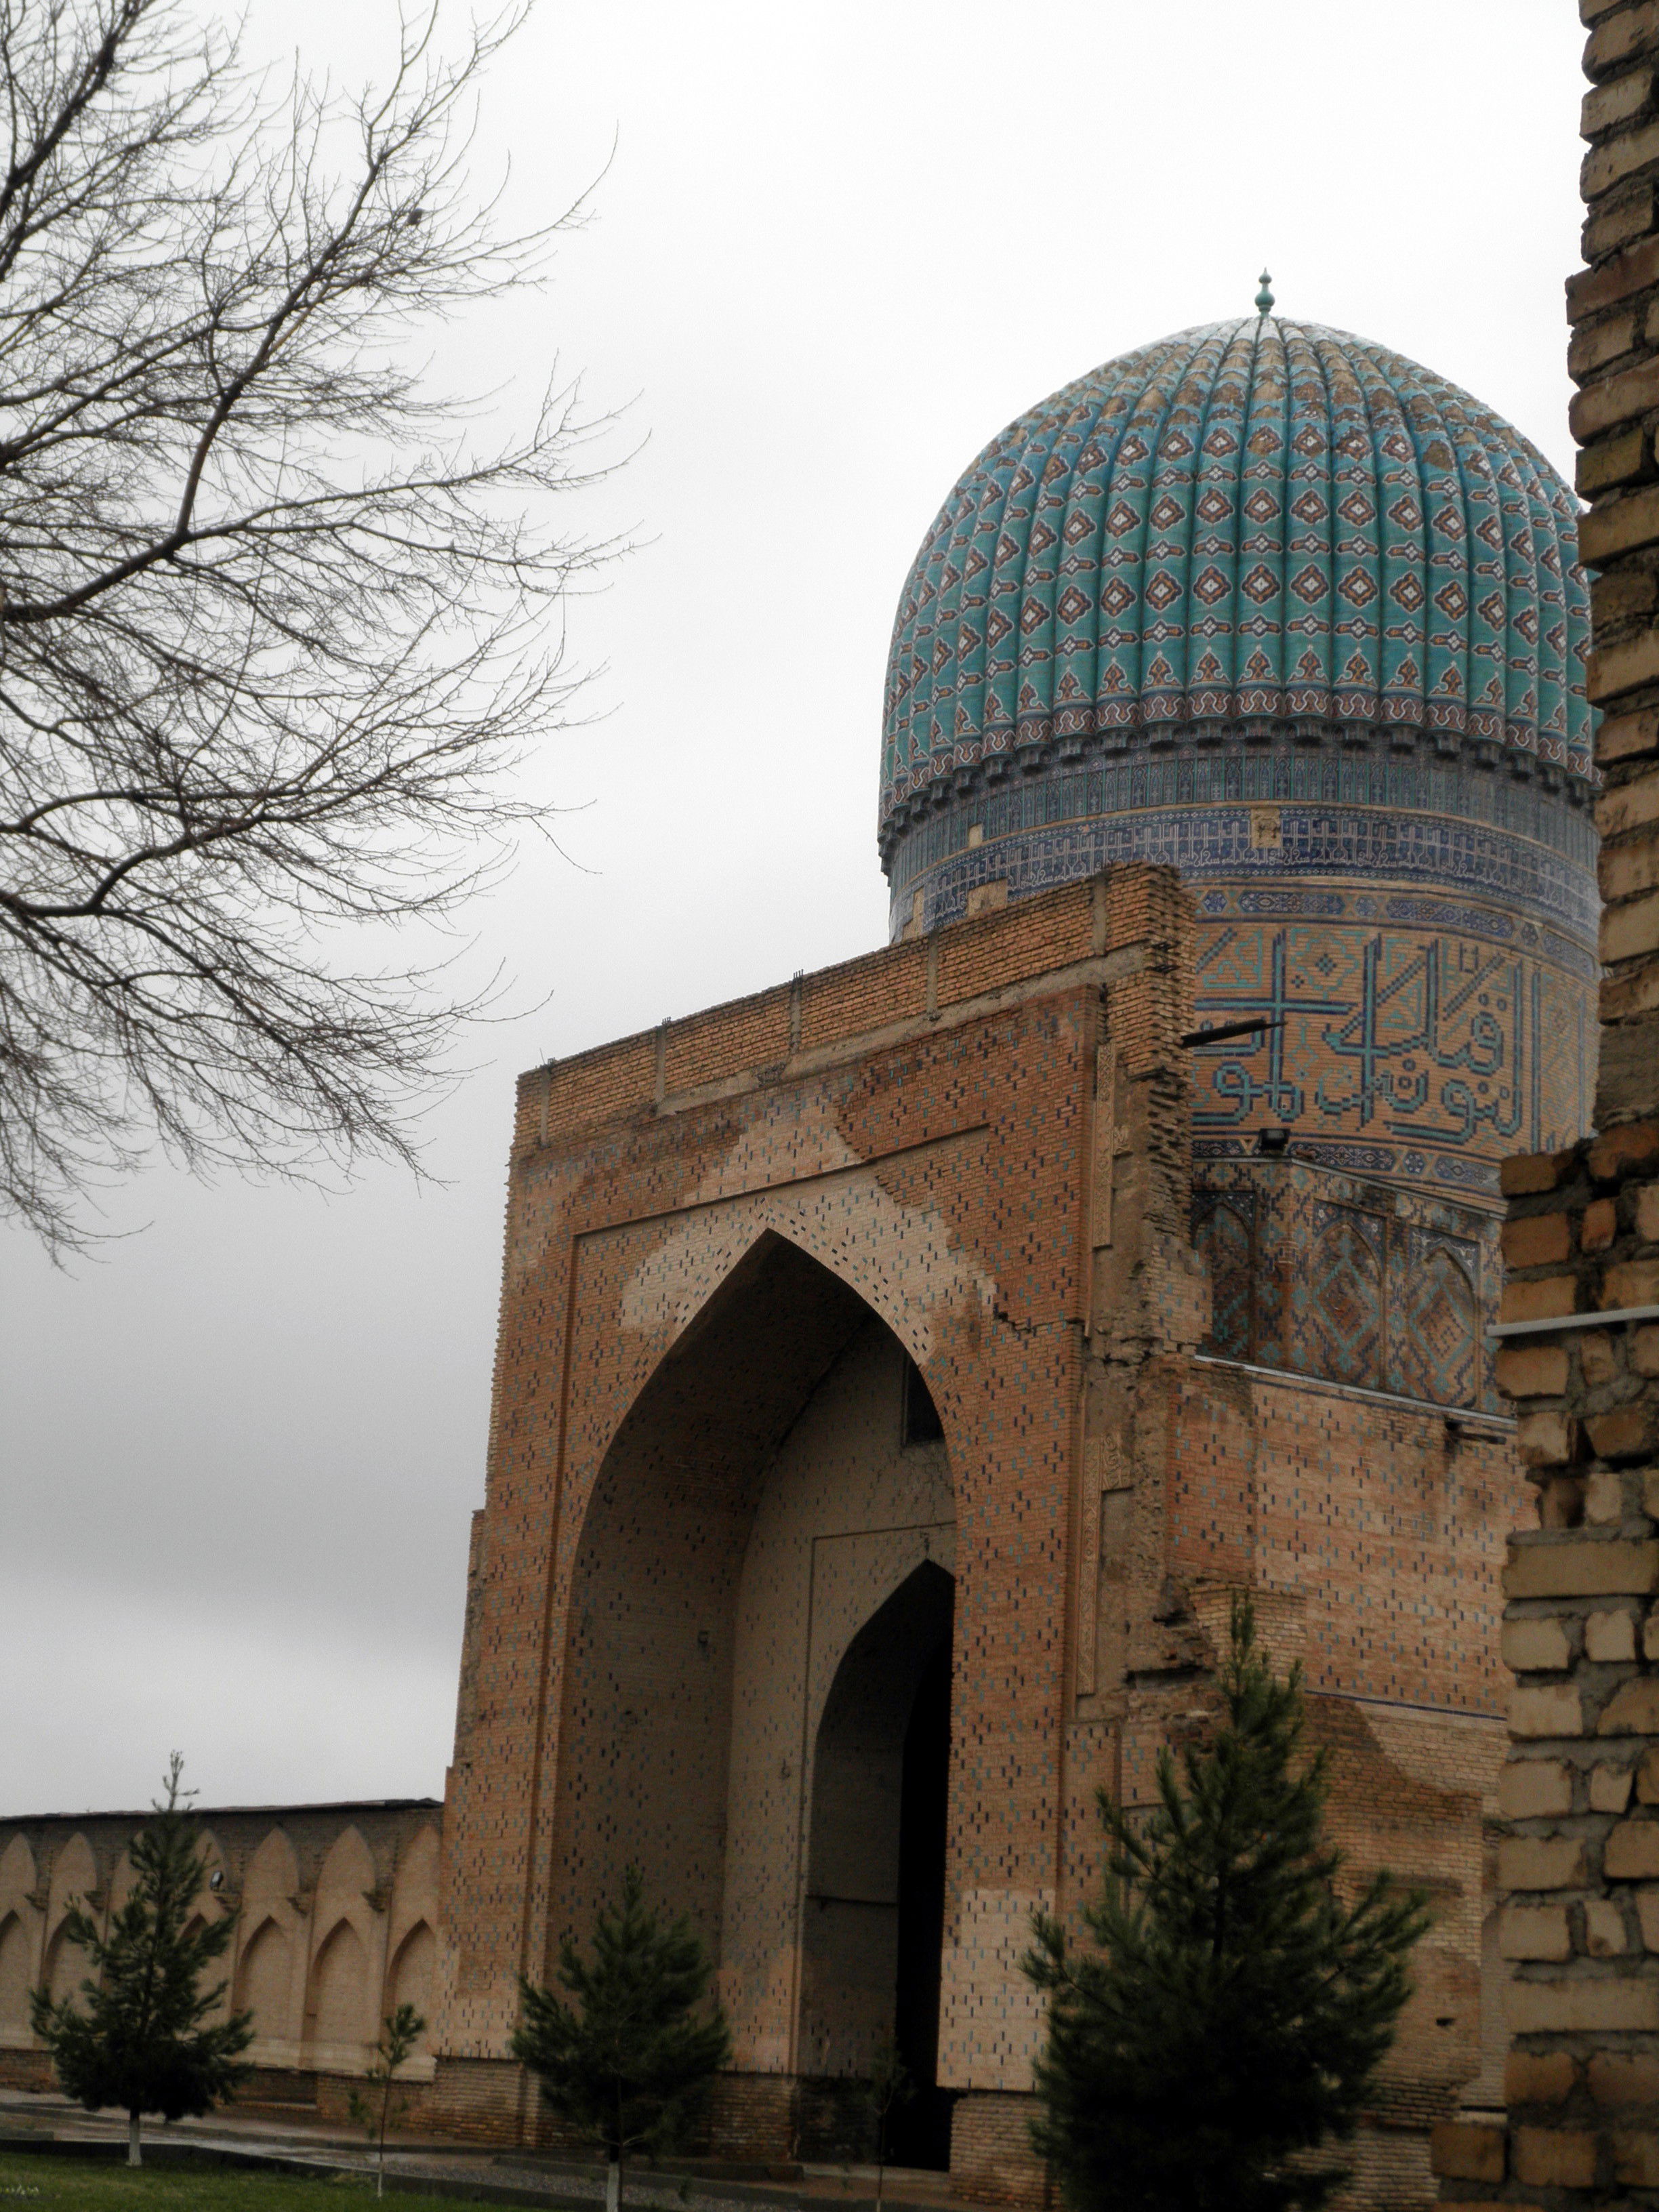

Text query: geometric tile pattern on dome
(880, 316), (1592, 842)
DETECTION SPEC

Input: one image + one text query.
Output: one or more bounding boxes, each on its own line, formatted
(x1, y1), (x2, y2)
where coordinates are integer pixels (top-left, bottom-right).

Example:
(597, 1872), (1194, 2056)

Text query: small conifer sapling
(30, 1754), (253, 2165)
(1023, 1601), (1429, 2212)
(348, 2001), (427, 2198)
(512, 1868), (732, 2212)
(865, 2039), (914, 2211)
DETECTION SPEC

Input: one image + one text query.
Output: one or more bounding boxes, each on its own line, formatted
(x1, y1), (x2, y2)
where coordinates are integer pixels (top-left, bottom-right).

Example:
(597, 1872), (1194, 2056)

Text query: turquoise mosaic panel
(880, 316), (1591, 846)
(1193, 1160), (1496, 1412)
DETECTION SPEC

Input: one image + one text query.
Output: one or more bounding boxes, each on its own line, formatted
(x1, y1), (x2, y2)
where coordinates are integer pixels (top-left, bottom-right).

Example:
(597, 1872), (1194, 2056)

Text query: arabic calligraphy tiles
(1188, 907), (1593, 1189)
(897, 784), (1593, 1202)
(880, 726), (1597, 1217)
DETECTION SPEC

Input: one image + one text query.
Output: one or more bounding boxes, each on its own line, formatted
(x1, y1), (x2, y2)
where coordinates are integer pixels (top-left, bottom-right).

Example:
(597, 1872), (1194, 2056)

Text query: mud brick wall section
(1429, 1123), (1659, 2209)
(1433, 8), (1659, 2203)
(1433, 12), (1659, 2204)
(1556, 0), (1659, 1118)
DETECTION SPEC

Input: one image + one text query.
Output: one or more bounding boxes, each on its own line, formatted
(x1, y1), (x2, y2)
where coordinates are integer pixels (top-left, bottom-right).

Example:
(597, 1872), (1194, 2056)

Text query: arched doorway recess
(800, 1559), (954, 2168)
(552, 1233), (956, 2145)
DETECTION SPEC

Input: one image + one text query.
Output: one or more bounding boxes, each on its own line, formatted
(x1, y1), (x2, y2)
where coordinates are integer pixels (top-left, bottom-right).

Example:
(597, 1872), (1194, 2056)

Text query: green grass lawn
(0, 2150), (506, 2209)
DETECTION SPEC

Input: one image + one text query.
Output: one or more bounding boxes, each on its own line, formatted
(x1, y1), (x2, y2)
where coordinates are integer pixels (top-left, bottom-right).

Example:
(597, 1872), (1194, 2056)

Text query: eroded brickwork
(433, 869), (1200, 2165)
(1429, 1126), (1659, 2209)
(1567, 20), (1659, 1115)
(1430, 16), (1659, 2203)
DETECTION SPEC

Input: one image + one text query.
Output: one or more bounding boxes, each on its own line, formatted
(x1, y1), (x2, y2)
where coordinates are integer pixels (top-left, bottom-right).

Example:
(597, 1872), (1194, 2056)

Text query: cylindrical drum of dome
(880, 315), (1598, 1412)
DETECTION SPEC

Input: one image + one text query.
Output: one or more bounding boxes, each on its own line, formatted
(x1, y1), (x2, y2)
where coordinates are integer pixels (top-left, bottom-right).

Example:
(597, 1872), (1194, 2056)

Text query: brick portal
(430, 866), (1522, 2204)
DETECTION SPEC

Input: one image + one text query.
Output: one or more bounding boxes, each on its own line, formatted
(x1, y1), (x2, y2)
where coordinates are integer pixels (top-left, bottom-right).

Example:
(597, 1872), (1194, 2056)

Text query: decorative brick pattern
(438, 861), (1532, 2205)
(938, 1889), (1054, 2090)
(1194, 1156), (1501, 1410)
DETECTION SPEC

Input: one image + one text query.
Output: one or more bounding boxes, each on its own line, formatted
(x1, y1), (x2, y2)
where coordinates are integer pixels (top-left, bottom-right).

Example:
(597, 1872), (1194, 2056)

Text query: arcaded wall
(0, 1802), (440, 2105)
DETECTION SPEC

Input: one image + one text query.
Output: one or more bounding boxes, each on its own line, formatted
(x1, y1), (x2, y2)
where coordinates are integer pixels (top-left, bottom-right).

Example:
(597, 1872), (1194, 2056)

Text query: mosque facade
(0, 306), (1600, 2211)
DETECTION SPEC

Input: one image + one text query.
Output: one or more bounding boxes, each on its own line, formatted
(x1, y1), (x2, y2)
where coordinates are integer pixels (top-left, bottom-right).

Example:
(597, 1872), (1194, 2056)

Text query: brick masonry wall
(512, 870), (1188, 1158)
(441, 853), (1533, 2203)
(1428, 7), (1659, 2205)
(0, 1803), (441, 2109)
(951, 2093), (1052, 2208)
(1430, 1126), (1659, 2209)
(1565, 1), (1659, 1131)
(433, 866), (1200, 2158)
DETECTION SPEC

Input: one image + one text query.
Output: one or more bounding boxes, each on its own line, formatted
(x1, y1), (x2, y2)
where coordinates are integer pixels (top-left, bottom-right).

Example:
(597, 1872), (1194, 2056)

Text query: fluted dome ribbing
(880, 316), (1591, 848)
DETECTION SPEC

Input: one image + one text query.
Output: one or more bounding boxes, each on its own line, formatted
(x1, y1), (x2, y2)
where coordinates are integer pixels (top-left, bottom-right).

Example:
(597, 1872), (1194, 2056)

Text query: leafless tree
(0, 0), (599, 1251)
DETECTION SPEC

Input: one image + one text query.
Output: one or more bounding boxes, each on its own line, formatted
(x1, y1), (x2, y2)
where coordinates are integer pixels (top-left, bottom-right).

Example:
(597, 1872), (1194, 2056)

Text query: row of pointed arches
(0, 1816), (438, 2074)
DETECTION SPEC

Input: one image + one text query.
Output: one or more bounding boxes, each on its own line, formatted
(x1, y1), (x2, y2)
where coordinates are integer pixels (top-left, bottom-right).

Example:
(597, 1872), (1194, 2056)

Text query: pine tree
(512, 1868), (733, 2212)
(30, 1755), (253, 2165)
(348, 2002), (427, 2198)
(1023, 1601), (1429, 2212)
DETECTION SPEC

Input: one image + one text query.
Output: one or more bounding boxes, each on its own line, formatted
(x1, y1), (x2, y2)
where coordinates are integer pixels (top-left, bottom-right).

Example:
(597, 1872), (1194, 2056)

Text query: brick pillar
(1427, 5), (1659, 2205)
(1429, 1126), (1659, 2209)
(1574, 0), (1659, 1134)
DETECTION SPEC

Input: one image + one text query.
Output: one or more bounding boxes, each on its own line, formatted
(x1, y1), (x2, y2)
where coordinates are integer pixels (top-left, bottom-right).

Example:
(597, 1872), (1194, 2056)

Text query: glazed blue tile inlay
(880, 316), (1591, 850)
(877, 309), (1598, 1247)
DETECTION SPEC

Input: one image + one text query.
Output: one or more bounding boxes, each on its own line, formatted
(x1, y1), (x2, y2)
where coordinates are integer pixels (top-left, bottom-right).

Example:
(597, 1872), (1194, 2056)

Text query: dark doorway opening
(891, 1629), (953, 2168)
(798, 1561), (956, 2169)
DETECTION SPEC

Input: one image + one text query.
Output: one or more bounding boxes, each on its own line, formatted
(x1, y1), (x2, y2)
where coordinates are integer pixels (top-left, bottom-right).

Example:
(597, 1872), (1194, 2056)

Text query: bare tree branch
(0, 0), (605, 1250)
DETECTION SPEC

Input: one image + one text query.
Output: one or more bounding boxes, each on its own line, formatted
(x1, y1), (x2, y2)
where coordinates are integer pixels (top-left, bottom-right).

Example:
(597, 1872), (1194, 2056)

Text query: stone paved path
(0, 2089), (962, 2212)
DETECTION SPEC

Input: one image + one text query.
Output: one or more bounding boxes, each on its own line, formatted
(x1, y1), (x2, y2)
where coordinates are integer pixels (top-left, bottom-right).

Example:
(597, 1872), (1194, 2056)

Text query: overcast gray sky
(1, 0), (1586, 1814)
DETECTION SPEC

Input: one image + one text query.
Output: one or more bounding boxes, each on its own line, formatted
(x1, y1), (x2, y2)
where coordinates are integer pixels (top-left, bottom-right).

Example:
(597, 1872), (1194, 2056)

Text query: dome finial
(1255, 269), (1275, 315)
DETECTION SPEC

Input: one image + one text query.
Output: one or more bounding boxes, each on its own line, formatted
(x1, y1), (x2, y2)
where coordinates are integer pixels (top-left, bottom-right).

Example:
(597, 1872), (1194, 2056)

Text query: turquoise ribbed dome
(879, 316), (1591, 854)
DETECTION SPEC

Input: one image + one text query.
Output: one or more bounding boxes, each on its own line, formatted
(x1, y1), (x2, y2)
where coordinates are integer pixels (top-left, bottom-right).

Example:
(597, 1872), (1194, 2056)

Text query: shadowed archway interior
(554, 1234), (876, 1957)
(800, 1557), (955, 2169)
(552, 1229), (958, 2130)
